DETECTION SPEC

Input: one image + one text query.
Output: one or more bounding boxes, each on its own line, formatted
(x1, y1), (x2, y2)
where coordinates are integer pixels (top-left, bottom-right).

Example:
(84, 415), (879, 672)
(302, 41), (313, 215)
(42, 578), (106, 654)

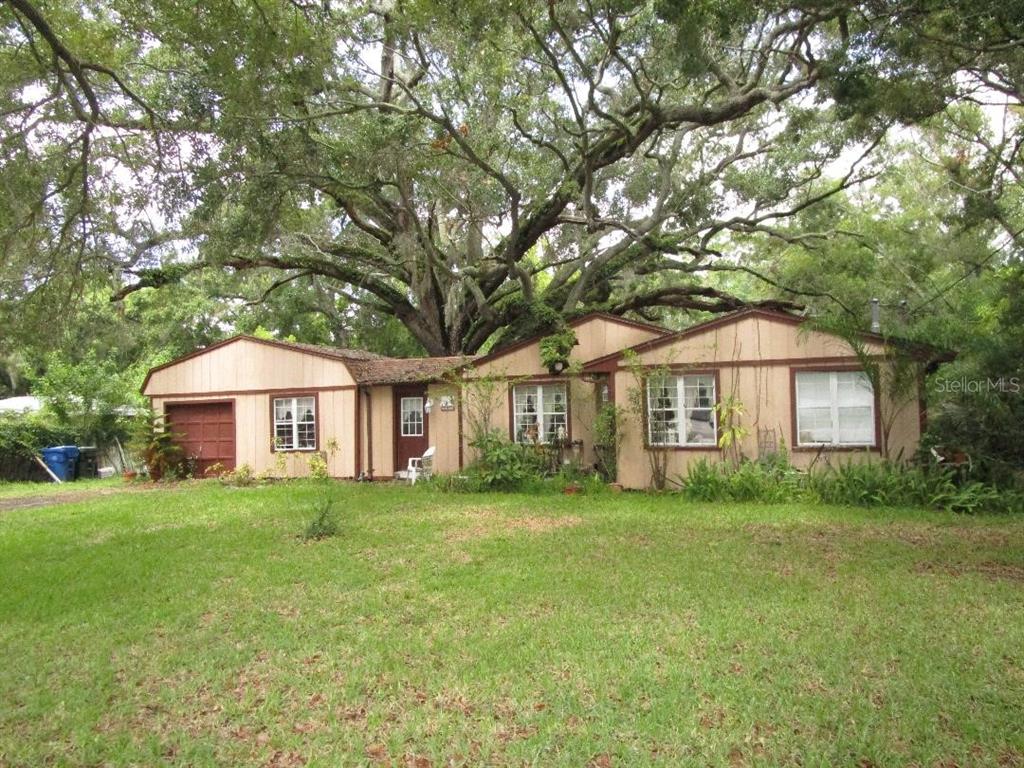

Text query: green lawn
(0, 476), (120, 500)
(1, 482), (1022, 767)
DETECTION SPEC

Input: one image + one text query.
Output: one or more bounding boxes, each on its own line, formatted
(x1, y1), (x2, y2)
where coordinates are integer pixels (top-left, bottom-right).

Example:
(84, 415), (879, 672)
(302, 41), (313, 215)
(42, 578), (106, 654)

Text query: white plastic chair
(407, 446), (436, 485)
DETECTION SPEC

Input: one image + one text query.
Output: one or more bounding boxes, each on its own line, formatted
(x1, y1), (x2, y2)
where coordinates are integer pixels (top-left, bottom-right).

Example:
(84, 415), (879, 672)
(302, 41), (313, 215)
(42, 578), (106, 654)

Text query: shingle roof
(269, 339), (473, 384)
(273, 340), (384, 362)
(346, 356), (474, 385)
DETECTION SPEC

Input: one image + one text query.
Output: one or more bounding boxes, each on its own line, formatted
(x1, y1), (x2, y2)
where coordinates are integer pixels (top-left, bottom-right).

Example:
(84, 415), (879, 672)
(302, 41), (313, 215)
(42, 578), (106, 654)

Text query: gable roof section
(142, 335), (475, 393)
(581, 307), (955, 371)
(471, 311), (672, 368)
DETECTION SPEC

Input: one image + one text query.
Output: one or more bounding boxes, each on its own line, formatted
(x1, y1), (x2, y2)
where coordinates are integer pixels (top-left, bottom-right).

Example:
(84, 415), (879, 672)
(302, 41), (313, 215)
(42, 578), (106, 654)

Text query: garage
(164, 401), (236, 475)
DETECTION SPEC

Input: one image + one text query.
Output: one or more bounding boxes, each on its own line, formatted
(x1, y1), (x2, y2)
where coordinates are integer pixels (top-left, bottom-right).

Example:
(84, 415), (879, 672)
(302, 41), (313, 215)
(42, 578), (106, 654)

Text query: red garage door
(165, 402), (235, 475)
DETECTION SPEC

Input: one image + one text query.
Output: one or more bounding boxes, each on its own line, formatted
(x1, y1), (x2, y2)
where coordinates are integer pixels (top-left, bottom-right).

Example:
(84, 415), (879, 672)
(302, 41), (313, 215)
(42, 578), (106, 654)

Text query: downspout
(457, 384), (465, 470)
(354, 386), (362, 479)
(365, 387), (374, 479)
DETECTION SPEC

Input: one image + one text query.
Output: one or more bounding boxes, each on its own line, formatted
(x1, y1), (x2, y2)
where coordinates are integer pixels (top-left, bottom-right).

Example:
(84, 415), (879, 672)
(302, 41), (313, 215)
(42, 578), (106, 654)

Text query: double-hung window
(794, 370), (875, 447)
(646, 374), (717, 446)
(273, 396), (317, 451)
(513, 384), (568, 444)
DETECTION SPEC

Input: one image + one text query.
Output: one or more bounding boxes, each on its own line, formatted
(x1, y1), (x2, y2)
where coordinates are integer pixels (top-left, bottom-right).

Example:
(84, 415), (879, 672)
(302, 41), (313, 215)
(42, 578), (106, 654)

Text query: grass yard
(0, 476), (120, 501)
(1, 481), (1022, 767)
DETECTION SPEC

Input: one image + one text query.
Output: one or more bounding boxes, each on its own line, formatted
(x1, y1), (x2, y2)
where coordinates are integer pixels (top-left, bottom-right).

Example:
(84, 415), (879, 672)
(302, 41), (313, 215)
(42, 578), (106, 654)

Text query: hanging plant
(539, 328), (577, 374)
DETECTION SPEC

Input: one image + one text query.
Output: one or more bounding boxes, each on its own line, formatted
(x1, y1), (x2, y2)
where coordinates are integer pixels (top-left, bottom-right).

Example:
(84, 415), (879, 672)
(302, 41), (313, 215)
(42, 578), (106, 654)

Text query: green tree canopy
(1, 0), (1021, 355)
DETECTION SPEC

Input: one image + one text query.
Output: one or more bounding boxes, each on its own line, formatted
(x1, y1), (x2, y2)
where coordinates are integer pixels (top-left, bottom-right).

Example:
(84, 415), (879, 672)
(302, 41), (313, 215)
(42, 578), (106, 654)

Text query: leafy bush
(921, 264), (1024, 489)
(0, 412), (98, 481)
(680, 455), (1017, 513)
(0, 412), (85, 459)
(681, 458), (731, 501)
(131, 413), (187, 481)
(220, 463), (256, 487)
(32, 351), (140, 446)
(302, 497), (339, 540)
(465, 432), (549, 491)
(807, 461), (1021, 513)
(308, 452), (330, 481)
(681, 458), (799, 503)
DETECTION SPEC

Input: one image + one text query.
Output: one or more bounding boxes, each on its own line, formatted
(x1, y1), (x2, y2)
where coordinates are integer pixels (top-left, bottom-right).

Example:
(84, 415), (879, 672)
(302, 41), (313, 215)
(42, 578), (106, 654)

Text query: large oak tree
(1, 0), (1021, 353)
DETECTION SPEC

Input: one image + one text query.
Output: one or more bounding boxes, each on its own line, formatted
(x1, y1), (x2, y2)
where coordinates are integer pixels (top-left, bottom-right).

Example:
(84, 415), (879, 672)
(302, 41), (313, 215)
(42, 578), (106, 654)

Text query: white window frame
(273, 395), (317, 451)
(646, 374), (718, 447)
(512, 383), (568, 444)
(400, 396), (424, 437)
(794, 370), (876, 447)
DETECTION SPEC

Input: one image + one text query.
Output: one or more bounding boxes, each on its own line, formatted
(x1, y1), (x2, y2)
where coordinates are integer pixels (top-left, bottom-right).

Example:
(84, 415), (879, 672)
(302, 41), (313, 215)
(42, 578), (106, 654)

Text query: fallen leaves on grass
(366, 742), (390, 763)
(265, 748), (306, 768)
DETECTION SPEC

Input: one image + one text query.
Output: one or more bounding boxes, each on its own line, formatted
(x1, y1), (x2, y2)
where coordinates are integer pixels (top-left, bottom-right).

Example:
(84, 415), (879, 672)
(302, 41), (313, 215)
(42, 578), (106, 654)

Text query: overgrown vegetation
(459, 432), (551, 492)
(0, 412), (92, 481)
(623, 350), (672, 491)
(308, 439), (339, 481)
(538, 327), (577, 372)
(922, 264), (1024, 487)
(680, 455), (1020, 514)
(0, 412), (87, 459)
(592, 403), (624, 483)
(429, 430), (604, 495)
(129, 412), (187, 481)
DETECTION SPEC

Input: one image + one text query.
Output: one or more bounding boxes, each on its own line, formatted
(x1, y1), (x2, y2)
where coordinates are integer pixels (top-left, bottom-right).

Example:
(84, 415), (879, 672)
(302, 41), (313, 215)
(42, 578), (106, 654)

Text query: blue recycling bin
(41, 446), (80, 482)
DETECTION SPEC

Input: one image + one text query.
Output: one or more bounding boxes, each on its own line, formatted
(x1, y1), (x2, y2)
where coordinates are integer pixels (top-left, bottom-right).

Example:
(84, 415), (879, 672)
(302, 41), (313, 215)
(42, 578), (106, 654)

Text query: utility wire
(907, 225), (1024, 315)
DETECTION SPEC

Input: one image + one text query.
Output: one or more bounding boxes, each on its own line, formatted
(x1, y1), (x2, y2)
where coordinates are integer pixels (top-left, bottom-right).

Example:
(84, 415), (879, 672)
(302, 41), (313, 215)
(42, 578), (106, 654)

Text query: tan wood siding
(427, 382), (461, 474)
(473, 316), (666, 378)
(144, 338), (355, 396)
(152, 388), (357, 479)
(611, 315), (922, 489)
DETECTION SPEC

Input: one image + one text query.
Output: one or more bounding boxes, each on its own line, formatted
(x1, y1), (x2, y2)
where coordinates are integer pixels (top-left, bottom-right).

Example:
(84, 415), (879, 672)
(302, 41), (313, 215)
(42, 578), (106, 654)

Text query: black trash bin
(76, 447), (98, 479)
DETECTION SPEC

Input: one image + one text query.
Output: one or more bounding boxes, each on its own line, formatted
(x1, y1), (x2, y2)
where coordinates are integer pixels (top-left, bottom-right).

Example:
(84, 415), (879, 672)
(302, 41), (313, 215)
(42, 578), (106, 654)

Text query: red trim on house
(269, 392), (321, 453)
(640, 369), (723, 452)
(788, 365), (882, 453)
(577, 312), (673, 336)
(149, 384), (357, 400)
(581, 308), (953, 372)
(507, 378), (573, 444)
(392, 384), (429, 474)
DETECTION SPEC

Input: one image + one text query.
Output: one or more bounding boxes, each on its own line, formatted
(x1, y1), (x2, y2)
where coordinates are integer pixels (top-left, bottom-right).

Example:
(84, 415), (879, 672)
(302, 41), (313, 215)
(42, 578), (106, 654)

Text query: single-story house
(141, 308), (952, 488)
